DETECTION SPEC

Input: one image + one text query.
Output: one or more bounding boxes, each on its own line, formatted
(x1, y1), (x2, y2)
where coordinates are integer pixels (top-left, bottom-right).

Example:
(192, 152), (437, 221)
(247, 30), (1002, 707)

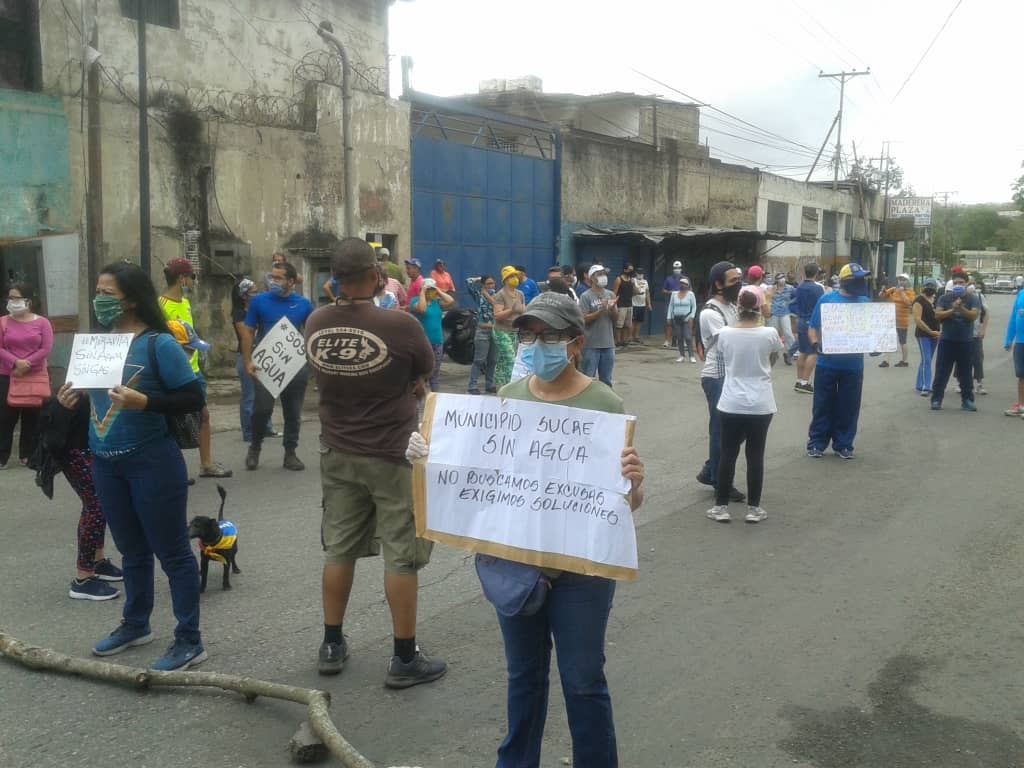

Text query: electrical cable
(892, 0), (963, 101)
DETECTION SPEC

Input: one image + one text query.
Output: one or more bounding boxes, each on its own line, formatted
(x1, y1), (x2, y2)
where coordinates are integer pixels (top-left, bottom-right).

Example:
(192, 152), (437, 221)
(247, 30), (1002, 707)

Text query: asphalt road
(2, 294), (1023, 768)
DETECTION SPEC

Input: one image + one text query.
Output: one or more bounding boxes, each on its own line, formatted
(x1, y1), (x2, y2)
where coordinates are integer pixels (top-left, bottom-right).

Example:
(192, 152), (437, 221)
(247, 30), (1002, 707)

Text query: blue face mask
(844, 277), (869, 297)
(268, 282), (285, 297)
(531, 341), (570, 382)
(951, 284), (965, 297)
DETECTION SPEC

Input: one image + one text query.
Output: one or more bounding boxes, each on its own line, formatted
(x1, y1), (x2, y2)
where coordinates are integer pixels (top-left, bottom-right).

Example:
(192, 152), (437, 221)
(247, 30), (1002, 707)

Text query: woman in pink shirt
(0, 283), (54, 468)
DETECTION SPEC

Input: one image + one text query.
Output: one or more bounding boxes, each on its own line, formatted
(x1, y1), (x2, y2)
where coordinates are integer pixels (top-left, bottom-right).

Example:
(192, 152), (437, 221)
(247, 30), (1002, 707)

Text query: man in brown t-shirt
(304, 238), (447, 689)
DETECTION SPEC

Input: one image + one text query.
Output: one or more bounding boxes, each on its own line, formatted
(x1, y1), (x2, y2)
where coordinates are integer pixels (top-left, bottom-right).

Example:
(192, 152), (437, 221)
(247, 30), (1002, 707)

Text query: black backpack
(693, 301), (725, 362)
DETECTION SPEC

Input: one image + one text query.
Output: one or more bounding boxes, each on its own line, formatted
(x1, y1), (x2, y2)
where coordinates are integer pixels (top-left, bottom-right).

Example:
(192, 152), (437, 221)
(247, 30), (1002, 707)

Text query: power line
(892, 0), (963, 100)
(700, 122), (822, 160)
(631, 68), (818, 153)
(788, 0), (870, 70)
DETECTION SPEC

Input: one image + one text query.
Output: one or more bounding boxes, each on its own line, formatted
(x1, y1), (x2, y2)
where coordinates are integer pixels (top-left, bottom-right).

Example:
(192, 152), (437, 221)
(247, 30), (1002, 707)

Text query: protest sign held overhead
(66, 333), (134, 389)
(820, 302), (897, 354)
(251, 317), (307, 398)
(413, 393), (639, 580)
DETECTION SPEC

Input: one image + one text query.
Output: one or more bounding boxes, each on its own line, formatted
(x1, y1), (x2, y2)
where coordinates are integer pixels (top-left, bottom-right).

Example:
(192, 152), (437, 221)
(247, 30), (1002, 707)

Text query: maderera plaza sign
(887, 196), (933, 227)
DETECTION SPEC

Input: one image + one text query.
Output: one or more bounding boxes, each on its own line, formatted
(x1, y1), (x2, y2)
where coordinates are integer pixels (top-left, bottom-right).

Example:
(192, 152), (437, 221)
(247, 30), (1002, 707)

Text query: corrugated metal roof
(572, 225), (812, 244)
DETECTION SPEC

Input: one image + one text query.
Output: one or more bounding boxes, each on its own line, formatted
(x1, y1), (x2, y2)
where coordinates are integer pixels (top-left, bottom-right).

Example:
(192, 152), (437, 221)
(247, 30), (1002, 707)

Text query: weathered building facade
(2, 0), (409, 371)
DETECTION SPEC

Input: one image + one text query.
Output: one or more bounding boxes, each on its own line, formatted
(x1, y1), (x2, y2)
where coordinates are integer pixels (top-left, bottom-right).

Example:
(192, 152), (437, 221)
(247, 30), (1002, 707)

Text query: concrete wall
(755, 172), (881, 274)
(31, 0), (407, 373)
(0, 90), (72, 239)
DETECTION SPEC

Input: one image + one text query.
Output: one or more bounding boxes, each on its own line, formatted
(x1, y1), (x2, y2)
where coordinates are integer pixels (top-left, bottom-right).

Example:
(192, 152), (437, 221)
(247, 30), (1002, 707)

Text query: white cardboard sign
(66, 333), (134, 389)
(414, 393), (639, 579)
(251, 317), (307, 398)
(820, 302), (898, 354)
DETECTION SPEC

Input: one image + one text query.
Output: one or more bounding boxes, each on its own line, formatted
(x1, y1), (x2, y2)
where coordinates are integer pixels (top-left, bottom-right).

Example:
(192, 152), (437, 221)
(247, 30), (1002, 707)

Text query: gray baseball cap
(514, 291), (585, 334)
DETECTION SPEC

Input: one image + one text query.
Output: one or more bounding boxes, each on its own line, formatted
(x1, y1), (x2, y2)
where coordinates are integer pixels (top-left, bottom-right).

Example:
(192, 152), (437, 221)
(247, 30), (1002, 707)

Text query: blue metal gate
(410, 96), (558, 305)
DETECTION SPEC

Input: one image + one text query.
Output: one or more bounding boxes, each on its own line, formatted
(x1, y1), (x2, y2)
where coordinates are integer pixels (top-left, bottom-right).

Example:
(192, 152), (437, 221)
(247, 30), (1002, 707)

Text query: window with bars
(120, 0), (180, 30)
(488, 134), (520, 154)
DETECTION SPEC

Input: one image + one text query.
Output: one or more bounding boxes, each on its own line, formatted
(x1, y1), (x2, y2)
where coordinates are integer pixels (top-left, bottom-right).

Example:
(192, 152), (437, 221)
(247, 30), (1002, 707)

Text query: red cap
(748, 265), (764, 280)
(166, 258), (195, 277)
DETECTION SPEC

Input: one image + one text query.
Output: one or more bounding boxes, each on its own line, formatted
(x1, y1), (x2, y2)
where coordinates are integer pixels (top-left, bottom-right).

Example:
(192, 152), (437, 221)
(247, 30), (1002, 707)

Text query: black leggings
(715, 412), (773, 507)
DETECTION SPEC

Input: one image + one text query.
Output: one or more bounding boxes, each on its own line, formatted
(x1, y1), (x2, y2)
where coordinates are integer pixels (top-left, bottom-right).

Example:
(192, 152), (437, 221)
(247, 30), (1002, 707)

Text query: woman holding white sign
(707, 287), (784, 524)
(56, 263), (207, 672)
(408, 291), (645, 768)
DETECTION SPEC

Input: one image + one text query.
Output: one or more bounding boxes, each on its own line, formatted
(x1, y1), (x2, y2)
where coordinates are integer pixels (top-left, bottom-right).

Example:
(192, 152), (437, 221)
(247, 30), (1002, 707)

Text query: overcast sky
(389, 0), (1020, 205)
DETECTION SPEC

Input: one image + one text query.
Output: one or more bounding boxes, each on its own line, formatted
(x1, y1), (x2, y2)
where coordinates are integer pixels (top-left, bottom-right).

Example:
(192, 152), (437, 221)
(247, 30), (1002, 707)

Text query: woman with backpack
(706, 286), (783, 524)
(56, 262), (207, 671)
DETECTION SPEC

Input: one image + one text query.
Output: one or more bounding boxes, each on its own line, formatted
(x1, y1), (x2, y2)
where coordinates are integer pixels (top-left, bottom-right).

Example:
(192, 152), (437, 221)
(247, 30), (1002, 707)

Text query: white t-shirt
(699, 298), (739, 379)
(632, 278), (649, 308)
(716, 325), (784, 415)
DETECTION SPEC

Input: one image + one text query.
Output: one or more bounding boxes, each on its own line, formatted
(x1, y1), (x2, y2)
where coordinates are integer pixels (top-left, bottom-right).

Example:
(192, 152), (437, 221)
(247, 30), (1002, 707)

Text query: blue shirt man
(791, 264), (826, 393)
(930, 273), (980, 410)
(805, 263), (871, 458)
(516, 266), (540, 305)
(1004, 288), (1024, 414)
(241, 260), (315, 470)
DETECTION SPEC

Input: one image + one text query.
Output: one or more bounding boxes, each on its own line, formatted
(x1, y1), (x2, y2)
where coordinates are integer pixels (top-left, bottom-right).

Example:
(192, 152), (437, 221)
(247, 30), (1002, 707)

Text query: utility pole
(878, 142), (890, 282)
(86, 21), (103, 321)
(136, 0), (151, 276)
(934, 190), (957, 270)
(818, 69), (869, 190)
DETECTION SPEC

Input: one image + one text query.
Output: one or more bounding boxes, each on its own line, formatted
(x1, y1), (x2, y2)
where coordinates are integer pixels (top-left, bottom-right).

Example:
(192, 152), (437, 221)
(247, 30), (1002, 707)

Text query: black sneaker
(727, 486), (746, 503)
(318, 638), (350, 676)
(879, 360), (890, 368)
(245, 445), (260, 471)
(69, 577), (120, 601)
(94, 559), (124, 582)
(695, 471), (715, 487)
(384, 650), (447, 689)
(283, 452), (305, 471)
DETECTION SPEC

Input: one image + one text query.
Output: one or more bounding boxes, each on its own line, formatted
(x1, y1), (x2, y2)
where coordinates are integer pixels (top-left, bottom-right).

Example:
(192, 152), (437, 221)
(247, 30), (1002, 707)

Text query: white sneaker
(676, 356), (685, 363)
(662, 341), (672, 348)
(1005, 403), (1024, 416)
(689, 356), (696, 363)
(706, 505), (730, 523)
(745, 506), (768, 523)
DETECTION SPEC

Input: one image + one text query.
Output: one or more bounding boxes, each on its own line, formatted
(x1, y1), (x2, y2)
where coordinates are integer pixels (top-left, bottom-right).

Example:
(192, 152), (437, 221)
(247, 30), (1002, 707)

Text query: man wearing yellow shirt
(159, 259), (232, 478)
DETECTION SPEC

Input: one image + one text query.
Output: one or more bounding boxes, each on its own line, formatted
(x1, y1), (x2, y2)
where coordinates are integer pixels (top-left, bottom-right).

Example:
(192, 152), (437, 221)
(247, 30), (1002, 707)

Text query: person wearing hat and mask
(913, 277), (941, 396)
(806, 263), (872, 459)
(579, 265), (618, 387)
(662, 260), (685, 347)
(695, 261), (746, 502)
(492, 266), (527, 387)
(410, 277), (456, 392)
(404, 258), (425, 301)
(430, 259), (455, 294)
(305, 237), (446, 688)
(877, 273), (915, 368)
(159, 258), (232, 479)
(792, 263), (826, 393)
(930, 270), (980, 411)
(666, 276), (697, 362)
(405, 291), (645, 767)
(768, 272), (796, 364)
(611, 264), (637, 348)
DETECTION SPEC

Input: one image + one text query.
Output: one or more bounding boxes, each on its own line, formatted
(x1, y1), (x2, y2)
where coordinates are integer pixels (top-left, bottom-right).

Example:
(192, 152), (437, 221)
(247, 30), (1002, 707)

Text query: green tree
(1013, 161), (1024, 211)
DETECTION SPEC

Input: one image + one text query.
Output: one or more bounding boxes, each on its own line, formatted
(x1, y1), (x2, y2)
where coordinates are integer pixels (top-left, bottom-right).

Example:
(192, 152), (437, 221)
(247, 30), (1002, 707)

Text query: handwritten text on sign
(67, 333), (134, 389)
(251, 317), (307, 398)
(820, 302), (897, 354)
(421, 394), (638, 576)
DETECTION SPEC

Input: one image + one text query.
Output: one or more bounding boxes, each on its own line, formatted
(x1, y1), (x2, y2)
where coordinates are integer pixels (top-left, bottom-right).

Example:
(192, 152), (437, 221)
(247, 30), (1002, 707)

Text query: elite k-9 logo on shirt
(306, 327), (390, 377)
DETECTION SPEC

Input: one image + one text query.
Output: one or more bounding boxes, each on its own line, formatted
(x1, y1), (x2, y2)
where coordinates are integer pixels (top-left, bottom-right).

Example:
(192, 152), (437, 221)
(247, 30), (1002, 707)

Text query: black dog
(187, 484), (240, 592)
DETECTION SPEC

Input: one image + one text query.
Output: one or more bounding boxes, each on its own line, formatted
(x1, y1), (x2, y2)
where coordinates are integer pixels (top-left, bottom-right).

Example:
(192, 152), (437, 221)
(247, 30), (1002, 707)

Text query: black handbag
(147, 333), (202, 450)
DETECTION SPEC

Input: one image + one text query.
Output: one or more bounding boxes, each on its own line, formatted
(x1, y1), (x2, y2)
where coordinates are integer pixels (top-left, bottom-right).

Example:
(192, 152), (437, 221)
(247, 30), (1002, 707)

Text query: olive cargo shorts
(320, 448), (433, 574)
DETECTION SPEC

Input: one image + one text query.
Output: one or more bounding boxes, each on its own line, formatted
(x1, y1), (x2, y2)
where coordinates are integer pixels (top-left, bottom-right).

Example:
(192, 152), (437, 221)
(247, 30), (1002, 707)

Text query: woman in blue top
(56, 263), (207, 671)
(410, 277), (455, 392)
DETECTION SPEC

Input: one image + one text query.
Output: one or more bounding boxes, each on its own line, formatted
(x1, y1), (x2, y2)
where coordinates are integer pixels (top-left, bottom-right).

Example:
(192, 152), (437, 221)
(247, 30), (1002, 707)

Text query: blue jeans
(807, 366), (864, 452)
(91, 437), (200, 643)
(468, 327), (496, 392)
(495, 572), (617, 768)
(582, 347), (615, 387)
(915, 336), (937, 391)
(700, 376), (724, 483)
(932, 339), (973, 404)
(236, 353), (273, 441)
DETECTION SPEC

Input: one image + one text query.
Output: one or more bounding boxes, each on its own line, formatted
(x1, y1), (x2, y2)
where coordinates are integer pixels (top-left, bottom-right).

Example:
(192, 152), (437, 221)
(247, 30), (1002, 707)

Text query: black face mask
(923, 286), (936, 297)
(722, 282), (742, 303)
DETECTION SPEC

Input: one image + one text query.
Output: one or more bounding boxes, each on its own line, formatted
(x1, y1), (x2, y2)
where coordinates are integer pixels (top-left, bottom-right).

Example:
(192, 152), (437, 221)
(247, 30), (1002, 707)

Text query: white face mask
(595, 275), (608, 288)
(6, 299), (28, 315)
(672, 268), (682, 276)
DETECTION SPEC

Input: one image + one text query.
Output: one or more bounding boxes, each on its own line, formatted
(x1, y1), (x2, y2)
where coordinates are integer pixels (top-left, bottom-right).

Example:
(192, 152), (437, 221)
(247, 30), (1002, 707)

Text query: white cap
(422, 277), (437, 289)
(587, 264), (607, 278)
(672, 261), (683, 268)
(898, 273), (911, 281)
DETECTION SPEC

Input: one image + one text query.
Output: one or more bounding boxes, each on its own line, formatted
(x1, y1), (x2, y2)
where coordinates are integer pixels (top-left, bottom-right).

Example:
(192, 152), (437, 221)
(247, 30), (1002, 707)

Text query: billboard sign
(888, 197), (933, 227)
